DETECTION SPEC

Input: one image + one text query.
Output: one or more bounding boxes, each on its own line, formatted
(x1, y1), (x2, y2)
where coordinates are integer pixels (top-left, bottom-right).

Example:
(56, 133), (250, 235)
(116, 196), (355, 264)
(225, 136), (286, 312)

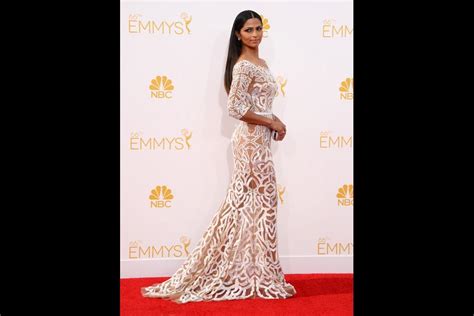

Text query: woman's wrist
(265, 117), (274, 128)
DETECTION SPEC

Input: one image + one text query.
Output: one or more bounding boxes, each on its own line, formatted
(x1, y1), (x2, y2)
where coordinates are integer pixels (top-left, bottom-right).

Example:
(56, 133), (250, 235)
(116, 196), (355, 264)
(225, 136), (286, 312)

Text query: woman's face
(236, 18), (263, 48)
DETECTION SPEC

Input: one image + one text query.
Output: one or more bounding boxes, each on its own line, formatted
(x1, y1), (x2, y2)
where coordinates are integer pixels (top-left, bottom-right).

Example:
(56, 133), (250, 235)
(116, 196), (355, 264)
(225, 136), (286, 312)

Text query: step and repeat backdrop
(121, 0), (353, 278)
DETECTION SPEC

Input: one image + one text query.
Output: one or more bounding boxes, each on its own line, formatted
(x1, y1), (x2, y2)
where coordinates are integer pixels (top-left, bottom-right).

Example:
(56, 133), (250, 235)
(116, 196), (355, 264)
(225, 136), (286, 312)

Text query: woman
(141, 10), (295, 304)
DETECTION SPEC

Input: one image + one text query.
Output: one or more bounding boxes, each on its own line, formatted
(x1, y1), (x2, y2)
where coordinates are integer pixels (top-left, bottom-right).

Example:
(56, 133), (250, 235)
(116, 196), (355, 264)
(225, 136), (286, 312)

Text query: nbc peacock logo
(128, 12), (192, 35)
(319, 131), (352, 149)
(129, 129), (192, 151)
(322, 19), (353, 38)
(149, 185), (174, 208)
(150, 75), (174, 99)
(337, 184), (353, 206)
(260, 14), (271, 38)
(339, 77), (353, 100)
(128, 236), (192, 259)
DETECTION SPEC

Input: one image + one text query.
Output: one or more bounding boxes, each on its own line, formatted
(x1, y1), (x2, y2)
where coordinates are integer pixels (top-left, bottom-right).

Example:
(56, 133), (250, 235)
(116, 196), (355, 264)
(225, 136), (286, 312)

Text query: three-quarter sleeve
(227, 62), (253, 120)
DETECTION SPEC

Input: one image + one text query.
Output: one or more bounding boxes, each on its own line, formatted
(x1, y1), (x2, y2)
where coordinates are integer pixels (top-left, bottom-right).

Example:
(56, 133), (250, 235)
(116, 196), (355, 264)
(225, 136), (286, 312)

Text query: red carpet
(121, 274), (353, 315)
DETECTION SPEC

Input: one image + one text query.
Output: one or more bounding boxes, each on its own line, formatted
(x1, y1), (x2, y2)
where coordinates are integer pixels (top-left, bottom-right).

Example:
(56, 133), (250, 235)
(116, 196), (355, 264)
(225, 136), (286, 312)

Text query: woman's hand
(270, 120), (287, 141)
(275, 130), (286, 141)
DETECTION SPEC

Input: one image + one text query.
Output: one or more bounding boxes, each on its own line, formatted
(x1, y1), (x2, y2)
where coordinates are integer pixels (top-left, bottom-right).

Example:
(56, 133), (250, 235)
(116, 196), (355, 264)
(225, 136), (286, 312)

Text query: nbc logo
(260, 15), (271, 37)
(337, 184), (353, 206)
(149, 185), (174, 208)
(339, 77), (353, 100)
(150, 75), (174, 99)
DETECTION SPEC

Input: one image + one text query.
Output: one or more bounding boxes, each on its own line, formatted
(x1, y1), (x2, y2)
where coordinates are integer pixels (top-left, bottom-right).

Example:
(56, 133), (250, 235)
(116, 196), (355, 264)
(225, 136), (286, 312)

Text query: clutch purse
(272, 130), (278, 140)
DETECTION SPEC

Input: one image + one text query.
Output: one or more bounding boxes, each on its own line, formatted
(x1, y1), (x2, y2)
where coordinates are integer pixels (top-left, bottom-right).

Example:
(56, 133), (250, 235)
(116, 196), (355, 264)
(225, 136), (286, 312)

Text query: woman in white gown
(141, 10), (295, 304)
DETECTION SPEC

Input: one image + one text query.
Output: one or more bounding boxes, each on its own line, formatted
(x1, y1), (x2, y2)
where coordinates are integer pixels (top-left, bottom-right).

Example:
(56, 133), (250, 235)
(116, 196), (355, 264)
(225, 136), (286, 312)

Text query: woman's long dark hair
(224, 10), (262, 94)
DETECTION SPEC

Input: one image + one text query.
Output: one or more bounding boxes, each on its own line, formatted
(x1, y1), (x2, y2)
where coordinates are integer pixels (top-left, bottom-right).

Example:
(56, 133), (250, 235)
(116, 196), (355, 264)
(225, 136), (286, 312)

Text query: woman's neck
(240, 46), (259, 61)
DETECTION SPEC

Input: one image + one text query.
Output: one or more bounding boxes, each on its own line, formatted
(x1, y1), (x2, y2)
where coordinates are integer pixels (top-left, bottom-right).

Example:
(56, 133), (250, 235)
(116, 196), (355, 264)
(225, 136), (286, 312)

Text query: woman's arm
(272, 114), (282, 123)
(239, 111), (274, 128)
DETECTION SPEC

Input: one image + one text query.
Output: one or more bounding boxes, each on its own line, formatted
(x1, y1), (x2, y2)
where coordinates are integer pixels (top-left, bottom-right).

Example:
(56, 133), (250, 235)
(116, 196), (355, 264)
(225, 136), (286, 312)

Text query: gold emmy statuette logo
(337, 184), (353, 206)
(181, 129), (192, 149)
(180, 236), (191, 256)
(260, 15), (270, 38)
(275, 76), (287, 97)
(316, 237), (353, 256)
(128, 12), (192, 35)
(277, 184), (285, 204)
(180, 12), (192, 34)
(128, 238), (191, 259)
(129, 130), (192, 151)
(319, 131), (353, 149)
(322, 19), (353, 38)
(150, 75), (174, 99)
(339, 77), (353, 100)
(149, 185), (174, 208)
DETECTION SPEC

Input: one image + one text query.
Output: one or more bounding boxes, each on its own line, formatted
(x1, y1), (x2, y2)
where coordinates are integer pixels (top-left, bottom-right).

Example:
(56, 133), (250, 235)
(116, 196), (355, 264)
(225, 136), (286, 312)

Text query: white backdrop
(120, 0), (353, 278)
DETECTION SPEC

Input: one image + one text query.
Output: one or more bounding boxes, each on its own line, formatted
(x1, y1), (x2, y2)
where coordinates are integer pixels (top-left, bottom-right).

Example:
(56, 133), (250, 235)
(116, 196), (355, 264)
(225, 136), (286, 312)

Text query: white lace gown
(141, 59), (296, 304)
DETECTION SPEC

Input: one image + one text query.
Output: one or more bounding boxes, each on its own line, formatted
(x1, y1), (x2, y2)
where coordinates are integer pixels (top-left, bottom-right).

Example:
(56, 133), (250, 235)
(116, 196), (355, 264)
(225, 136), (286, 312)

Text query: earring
(238, 37), (241, 41)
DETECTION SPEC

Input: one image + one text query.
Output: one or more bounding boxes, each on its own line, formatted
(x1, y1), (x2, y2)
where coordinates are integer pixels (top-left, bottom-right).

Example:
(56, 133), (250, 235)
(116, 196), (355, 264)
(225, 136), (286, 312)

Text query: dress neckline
(236, 59), (269, 71)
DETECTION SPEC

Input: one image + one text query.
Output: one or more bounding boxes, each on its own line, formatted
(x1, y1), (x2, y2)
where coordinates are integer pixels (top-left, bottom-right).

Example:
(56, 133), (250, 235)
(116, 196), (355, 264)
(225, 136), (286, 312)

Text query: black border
(2, 1), (472, 315)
